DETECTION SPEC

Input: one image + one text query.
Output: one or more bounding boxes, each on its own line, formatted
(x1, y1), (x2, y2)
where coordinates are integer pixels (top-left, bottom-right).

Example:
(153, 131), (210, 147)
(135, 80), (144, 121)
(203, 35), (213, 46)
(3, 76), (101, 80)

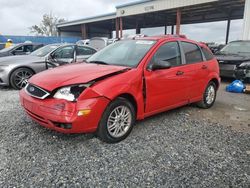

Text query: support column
(109, 31), (113, 39)
(119, 17), (123, 38)
(57, 29), (61, 37)
(176, 9), (181, 35)
(225, 18), (231, 44)
(242, 0), (250, 40)
(136, 19), (141, 34)
(171, 25), (174, 34)
(115, 18), (119, 39)
(136, 27), (141, 34)
(81, 24), (87, 39)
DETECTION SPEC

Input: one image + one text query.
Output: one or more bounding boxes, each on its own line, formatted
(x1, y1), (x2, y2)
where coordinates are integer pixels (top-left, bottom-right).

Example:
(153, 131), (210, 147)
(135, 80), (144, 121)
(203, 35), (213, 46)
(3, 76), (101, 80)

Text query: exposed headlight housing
(238, 61), (250, 69)
(53, 84), (91, 101)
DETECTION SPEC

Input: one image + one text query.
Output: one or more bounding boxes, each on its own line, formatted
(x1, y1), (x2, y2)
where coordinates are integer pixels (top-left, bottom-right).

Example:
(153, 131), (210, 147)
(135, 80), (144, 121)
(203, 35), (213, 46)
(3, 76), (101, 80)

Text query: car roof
(135, 34), (207, 48)
(136, 35), (187, 41)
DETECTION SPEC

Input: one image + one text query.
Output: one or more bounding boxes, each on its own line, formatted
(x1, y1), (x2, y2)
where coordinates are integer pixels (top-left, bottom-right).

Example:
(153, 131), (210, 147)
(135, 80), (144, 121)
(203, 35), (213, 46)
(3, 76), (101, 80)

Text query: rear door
(179, 41), (208, 100)
(144, 41), (189, 114)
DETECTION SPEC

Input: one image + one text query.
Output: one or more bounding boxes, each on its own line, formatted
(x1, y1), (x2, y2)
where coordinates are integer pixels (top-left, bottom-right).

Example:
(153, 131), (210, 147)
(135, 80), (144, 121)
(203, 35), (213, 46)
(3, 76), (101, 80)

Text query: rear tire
(10, 68), (34, 90)
(97, 97), (135, 143)
(197, 82), (217, 109)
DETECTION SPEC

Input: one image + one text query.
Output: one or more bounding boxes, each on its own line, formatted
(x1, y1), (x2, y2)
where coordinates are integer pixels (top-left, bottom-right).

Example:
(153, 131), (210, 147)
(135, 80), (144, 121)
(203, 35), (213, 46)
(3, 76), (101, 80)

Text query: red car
(20, 35), (220, 143)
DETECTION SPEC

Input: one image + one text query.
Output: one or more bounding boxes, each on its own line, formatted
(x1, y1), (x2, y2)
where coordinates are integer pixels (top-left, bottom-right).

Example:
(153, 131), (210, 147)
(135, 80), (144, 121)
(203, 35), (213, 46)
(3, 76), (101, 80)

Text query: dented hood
(29, 62), (129, 91)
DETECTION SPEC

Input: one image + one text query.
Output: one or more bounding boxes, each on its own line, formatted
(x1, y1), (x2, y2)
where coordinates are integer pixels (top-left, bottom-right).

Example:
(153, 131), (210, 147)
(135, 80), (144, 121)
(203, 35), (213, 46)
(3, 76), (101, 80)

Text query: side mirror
(151, 60), (171, 71)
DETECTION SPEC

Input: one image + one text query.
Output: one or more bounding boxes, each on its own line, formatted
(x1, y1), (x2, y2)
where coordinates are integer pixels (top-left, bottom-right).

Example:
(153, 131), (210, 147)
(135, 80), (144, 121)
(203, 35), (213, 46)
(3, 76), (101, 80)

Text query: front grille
(25, 83), (50, 99)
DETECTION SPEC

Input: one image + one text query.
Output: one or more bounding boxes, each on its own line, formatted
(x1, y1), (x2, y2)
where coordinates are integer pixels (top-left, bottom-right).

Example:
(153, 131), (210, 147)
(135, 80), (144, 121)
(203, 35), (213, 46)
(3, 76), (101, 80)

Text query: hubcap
(14, 71), (32, 89)
(107, 106), (132, 138)
(206, 85), (215, 105)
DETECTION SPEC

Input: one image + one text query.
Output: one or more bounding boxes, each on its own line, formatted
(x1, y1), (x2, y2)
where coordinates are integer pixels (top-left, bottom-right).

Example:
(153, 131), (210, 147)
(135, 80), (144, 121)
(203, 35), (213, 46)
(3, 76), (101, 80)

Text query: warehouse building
(56, 0), (250, 43)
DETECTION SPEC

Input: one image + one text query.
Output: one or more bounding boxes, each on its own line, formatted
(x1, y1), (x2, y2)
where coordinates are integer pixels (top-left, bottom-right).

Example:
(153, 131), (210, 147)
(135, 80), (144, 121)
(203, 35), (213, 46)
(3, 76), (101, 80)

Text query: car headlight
(239, 62), (250, 69)
(53, 84), (91, 101)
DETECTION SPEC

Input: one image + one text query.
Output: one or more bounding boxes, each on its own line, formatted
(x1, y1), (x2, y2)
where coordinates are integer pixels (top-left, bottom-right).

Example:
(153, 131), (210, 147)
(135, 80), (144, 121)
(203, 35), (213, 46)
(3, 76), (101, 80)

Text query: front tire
(97, 97), (135, 143)
(197, 82), (217, 109)
(10, 68), (34, 90)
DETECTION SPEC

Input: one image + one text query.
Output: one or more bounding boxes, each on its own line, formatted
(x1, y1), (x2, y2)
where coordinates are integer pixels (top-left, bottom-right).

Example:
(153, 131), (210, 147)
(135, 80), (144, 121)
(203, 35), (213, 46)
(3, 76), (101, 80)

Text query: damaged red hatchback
(20, 35), (220, 143)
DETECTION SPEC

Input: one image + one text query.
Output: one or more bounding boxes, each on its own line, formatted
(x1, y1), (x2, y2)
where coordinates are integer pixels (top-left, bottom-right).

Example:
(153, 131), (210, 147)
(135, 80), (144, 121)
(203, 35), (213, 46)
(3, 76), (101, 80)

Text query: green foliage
(30, 13), (65, 36)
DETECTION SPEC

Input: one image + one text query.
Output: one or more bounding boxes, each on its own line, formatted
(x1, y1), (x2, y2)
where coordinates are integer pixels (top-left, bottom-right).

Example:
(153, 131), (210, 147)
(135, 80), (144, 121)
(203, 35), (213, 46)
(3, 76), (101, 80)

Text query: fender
(91, 68), (145, 120)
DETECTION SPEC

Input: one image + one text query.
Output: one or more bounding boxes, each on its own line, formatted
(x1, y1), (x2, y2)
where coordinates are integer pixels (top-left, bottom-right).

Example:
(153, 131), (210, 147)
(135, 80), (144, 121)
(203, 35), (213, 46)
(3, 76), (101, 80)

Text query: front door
(52, 45), (75, 65)
(144, 41), (189, 114)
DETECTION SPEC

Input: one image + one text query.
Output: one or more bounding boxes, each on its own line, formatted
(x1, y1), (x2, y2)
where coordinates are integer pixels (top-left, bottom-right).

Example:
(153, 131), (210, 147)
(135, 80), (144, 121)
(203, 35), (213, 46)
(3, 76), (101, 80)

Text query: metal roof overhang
(57, 0), (245, 33)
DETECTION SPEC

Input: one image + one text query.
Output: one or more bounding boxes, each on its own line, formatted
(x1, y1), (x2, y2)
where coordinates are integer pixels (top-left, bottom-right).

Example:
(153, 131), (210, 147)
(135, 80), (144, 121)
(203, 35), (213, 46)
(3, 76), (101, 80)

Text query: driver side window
(53, 46), (74, 59)
(152, 42), (181, 67)
(14, 46), (24, 52)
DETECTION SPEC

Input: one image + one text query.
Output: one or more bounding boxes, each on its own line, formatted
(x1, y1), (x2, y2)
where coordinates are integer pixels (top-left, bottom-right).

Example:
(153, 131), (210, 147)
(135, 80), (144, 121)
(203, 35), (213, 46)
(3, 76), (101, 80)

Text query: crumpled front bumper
(19, 89), (110, 133)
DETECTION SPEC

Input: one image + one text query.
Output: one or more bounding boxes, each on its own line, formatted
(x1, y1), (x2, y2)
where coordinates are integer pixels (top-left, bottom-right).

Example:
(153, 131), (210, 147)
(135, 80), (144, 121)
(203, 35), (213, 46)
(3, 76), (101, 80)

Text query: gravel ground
(0, 88), (249, 187)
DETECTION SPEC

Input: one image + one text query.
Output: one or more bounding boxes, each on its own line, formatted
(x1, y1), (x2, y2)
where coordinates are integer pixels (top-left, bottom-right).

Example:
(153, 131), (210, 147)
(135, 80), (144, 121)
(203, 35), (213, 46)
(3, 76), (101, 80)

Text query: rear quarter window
(201, 47), (214, 61)
(181, 42), (203, 64)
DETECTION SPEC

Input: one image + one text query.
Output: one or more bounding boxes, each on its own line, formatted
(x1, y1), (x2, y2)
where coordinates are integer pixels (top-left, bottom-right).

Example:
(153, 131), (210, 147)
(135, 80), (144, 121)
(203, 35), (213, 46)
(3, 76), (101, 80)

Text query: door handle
(202, 65), (208, 69)
(176, 71), (184, 76)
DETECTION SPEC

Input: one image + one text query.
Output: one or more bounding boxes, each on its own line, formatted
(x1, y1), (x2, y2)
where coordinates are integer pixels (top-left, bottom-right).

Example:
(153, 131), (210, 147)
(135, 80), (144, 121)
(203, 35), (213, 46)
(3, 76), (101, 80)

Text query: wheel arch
(8, 66), (36, 88)
(8, 66), (36, 81)
(209, 78), (220, 90)
(114, 93), (138, 117)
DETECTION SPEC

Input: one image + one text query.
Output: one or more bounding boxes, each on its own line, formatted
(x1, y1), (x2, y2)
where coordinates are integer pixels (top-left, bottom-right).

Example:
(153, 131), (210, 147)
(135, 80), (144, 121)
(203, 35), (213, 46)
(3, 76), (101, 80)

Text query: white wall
(242, 0), (250, 40)
(60, 31), (81, 37)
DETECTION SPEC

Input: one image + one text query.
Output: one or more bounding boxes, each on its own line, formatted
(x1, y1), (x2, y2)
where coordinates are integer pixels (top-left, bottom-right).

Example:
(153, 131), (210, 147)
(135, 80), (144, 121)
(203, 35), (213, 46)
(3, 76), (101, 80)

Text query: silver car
(0, 43), (97, 89)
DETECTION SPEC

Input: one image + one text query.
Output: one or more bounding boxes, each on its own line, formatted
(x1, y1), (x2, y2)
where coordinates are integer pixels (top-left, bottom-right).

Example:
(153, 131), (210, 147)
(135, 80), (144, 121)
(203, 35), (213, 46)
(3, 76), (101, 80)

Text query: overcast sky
(0, 0), (244, 44)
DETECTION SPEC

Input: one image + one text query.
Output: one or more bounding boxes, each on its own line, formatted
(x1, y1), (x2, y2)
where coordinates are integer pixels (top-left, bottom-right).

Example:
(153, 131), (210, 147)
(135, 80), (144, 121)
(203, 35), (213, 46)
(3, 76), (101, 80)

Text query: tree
(30, 13), (65, 36)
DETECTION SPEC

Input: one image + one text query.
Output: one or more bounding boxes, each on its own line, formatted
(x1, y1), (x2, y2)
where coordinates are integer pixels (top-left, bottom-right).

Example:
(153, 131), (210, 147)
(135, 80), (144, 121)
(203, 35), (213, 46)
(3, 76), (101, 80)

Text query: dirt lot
(187, 81), (250, 133)
(0, 82), (249, 187)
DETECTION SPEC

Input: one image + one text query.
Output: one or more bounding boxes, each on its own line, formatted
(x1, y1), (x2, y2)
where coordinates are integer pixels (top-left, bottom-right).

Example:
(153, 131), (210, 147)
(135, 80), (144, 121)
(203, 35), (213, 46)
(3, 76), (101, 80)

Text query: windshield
(0, 44), (18, 52)
(219, 41), (250, 55)
(87, 40), (156, 67)
(30, 44), (59, 57)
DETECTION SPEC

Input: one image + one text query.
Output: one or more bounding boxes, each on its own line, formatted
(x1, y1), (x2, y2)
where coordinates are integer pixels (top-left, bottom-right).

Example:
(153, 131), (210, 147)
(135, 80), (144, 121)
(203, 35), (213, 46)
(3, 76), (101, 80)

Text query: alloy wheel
(14, 70), (33, 89)
(205, 85), (215, 105)
(107, 105), (132, 138)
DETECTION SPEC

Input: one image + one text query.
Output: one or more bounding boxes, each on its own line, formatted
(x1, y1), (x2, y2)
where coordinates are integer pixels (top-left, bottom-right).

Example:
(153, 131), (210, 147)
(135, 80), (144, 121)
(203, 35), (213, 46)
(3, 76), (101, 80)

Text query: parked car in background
(0, 43), (5, 50)
(19, 35), (220, 143)
(0, 44), (97, 89)
(76, 39), (90, 46)
(216, 40), (250, 82)
(0, 43), (44, 57)
(88, 37), (117, 51)
(206, 43), (225, 54)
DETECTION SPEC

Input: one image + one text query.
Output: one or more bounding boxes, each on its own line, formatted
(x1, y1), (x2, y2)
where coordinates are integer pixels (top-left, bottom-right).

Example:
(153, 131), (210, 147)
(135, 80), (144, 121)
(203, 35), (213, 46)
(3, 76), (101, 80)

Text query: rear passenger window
(152, 42), (181, 67)
(181, 42), (203, 64)
(77, 46), (96, 56)
(201, 47), (214, 61)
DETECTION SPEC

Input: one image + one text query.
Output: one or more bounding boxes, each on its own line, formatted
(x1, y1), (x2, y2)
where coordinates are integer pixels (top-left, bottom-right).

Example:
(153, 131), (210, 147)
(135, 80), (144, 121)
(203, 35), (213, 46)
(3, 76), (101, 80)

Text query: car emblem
(29, 87), (35, 92)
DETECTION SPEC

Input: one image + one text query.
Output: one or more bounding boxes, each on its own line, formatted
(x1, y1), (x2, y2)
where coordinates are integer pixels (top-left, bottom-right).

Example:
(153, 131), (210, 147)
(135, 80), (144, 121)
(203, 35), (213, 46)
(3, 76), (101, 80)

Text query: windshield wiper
(88, 60), (109, 65)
